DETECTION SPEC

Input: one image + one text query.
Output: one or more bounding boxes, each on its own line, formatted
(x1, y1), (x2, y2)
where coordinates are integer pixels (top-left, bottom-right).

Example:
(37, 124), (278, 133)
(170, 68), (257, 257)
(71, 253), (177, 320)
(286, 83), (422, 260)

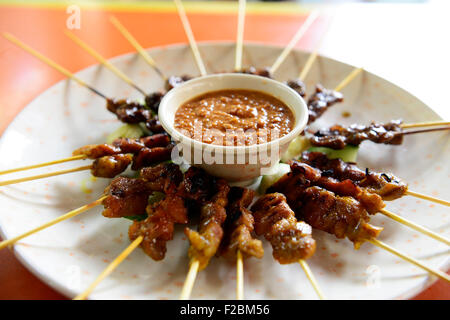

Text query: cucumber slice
(281, 135), (311, 163)
(307, 145), (359, 162)
(106, 124), (144, 144)
(259, 162), (291, 194)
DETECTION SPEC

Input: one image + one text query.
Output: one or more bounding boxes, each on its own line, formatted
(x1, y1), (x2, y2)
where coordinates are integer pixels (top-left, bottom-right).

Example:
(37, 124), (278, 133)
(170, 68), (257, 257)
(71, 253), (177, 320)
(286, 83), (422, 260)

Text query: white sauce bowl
(158, 73), (308, 183)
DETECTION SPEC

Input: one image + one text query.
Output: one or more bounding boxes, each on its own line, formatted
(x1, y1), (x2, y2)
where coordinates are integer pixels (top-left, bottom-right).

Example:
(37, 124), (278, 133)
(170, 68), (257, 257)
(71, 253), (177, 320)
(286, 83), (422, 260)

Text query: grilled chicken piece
(102, 177), (152, 218)
(297, 186), (383, 249)
(129, 193), (188, 261)
(286, 79), (306, 97)
(252, 193), (316, 264)
(185, 179), (230, 270)
(301, 152), (408, 200)
(307, 84), (344, 124)
(91, 154), (132, 178)
(220, 187), (264, 261)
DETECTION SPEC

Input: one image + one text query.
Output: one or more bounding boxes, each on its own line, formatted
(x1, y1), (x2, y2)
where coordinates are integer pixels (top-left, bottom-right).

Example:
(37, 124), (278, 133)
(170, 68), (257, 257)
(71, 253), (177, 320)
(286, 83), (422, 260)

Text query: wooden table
(0, 0), (448, 300)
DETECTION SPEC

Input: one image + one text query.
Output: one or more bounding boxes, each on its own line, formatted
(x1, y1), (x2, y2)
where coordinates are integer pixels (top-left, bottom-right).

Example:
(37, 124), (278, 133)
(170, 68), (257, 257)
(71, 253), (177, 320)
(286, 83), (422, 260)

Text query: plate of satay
(0, 4), (449, 300)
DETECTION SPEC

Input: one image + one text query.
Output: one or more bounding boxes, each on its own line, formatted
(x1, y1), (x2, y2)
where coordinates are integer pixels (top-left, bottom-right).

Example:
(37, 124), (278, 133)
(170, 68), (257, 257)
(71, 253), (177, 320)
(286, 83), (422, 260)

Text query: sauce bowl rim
(158, 73), (308, 153)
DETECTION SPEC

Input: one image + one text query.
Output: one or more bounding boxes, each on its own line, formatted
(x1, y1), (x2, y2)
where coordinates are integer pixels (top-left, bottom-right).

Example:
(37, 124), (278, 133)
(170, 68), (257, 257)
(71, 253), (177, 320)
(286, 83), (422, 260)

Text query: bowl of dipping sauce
(158, 73), (308, 183)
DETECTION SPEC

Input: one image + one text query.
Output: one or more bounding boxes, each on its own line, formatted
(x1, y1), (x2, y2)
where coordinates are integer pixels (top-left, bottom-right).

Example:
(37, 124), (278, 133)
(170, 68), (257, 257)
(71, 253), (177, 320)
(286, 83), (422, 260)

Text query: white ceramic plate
(0, 43), (448, 300)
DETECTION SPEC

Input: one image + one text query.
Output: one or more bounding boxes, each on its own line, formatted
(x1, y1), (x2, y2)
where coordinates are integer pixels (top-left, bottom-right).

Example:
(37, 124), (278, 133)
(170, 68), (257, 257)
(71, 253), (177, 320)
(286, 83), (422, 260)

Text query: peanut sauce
(174, 90), (294, 145)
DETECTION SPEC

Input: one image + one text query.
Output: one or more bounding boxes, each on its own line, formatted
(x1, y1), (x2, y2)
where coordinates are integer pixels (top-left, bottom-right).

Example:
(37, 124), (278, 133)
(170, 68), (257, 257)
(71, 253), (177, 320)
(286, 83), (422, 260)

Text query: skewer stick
(368, 238), (450, 283)
(2, 32), (107, 99)
(298, 259), (325, 300)
(402, 121), (450, 129)
(0, 196), (106, 251)
(173, 0), (207, 76)
(0, 165), (92, 187)
(403, 127), (450, 135)
(64, 30), (147, 96)
(179, 259), (200, 300)
(0, 155), (87, 176)
(109, 16), (166, 81)
(406, 190), (450, 207)
(236, 250), (244, 300)
(74, 235), (143, 300)
(380, 208), (450, 246)
(269, 10), (319, 75)
(334, 67), (363, 92)
(234, 0), (246, 72)
(298, 19), (331, 81)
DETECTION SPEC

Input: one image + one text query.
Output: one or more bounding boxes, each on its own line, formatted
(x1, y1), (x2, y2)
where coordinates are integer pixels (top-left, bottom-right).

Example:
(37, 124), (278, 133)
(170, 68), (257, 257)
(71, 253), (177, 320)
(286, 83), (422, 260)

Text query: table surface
(0, 0), (448, 300)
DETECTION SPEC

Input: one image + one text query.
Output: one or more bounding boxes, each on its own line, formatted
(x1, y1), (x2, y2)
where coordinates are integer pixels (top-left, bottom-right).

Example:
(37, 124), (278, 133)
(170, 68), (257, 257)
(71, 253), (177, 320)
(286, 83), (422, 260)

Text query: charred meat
(252, 193), (316, 264)
(286, 79), (306, 97)
(310, 120), (404, 149)
(220, 187), (264, 261)
(185, 179), (230, 270)
(300, 152), (408, 200)
(307, 84), (344, 124)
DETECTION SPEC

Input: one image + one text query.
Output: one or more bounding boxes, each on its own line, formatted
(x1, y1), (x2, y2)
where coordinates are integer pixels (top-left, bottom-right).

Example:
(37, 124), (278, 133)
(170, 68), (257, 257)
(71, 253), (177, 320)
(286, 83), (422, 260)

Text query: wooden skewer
(406, 190), (450, 207)
(109, 16), (167, 81)
(380, 208), (450, 246)
(74, 235), (143, 300)
(402, 121), (450, 129)
(234, 0), (246, 72)
(368, 238), (450, 283)
(3, 32), (107, 99)
(0, 165), (92, 187)
(64, 30), (147, 96)
(0, 196), (106, 251)
(269, 10), (319, 75)
(298, 259), (325, 300)
(173, 0), (207, 76)
(236, 250), (244, 300)
(334, 67), (363, 92)
(179, 259), (200, 300)
(298, 16), (332, 81)
(403, 127), (450, 135)
(0, 155), (87, 176)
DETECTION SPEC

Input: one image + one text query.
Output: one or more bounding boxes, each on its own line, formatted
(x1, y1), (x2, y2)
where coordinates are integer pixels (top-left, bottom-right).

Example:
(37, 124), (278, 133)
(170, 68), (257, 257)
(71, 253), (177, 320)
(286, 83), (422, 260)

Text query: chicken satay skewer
(74, 236), (144, 300)
(234, 0), (246, 72)
(64, 30), (147, 95)
(286, 160), (450, 244)
(3, 32), (108, 99)
(269, 10), (319, 75)
(174, 0), (207, 76)
(0, 197), (106, 250)
(109, 16), (167, 81)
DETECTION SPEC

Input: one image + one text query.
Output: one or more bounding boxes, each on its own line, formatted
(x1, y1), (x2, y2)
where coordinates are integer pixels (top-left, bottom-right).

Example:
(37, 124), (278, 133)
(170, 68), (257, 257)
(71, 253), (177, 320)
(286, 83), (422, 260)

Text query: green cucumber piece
(307, 145), (359, 162)
(106, 124), (144, 144)
(281, 135), (311, 163)
(259, 163), (291, 194)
